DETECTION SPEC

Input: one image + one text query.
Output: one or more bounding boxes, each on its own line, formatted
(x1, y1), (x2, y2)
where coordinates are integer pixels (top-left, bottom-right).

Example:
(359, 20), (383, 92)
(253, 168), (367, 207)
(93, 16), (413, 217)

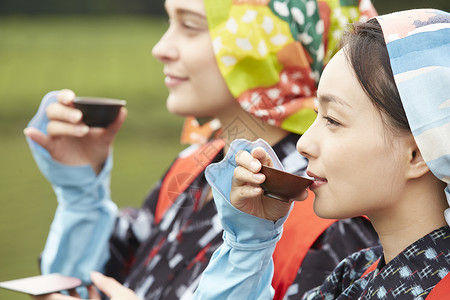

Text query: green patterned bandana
(203, 0), (376, 135)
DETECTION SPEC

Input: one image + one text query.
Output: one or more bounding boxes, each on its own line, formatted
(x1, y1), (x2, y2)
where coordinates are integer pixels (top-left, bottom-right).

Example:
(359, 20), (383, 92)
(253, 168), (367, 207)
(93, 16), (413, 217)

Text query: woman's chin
(314, 203), (348, 220)
(166, 102), (188, 117)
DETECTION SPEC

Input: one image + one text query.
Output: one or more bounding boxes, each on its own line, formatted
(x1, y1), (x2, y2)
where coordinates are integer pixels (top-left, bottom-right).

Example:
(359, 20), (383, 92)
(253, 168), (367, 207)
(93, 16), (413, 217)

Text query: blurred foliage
(0, 0), (448, 16)
(0, 0), (165, 15)
(0, 16), (184, 300)
(0, 16), (183, 139)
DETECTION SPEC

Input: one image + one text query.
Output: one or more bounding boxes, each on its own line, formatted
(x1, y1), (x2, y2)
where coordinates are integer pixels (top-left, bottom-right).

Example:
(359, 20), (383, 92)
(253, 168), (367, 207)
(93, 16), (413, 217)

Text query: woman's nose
(152, 30), (178, 63)
(296, 121), (318, 159)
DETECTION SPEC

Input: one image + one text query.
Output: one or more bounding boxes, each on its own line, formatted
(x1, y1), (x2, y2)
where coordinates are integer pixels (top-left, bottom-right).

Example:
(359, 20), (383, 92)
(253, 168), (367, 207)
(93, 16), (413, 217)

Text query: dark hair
(343, 19), (410, 133)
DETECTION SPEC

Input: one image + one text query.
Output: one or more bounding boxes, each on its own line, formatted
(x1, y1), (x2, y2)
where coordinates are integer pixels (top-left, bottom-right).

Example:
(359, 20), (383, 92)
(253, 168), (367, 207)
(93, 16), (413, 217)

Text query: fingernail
(60, 89), (75, 104)
(71, 111), (82, 122)
(76, 125), (89, 135)
(90, 271), (102, 280)
(253, 173), (265, 182)
(23, 128), (30, 136)
(250, 161), (260, 172)
(91, 271), (100, 276)
(253, 187), (262, 194)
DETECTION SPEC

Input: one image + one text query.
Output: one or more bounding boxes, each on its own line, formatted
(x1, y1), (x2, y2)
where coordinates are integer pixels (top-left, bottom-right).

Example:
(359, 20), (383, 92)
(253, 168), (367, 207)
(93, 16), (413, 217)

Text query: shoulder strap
(155, 139), (225, 224)
(272, 193), (338, 299)
(426, 272), (450, 299)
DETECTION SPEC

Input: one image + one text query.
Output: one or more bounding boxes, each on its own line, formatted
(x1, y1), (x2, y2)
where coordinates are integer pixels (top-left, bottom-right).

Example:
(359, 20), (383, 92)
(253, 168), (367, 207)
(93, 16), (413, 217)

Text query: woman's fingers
(90, 271), (121, 298)
(86, 284), (102, 299)
(90, 271), (139, 299)
(47, 120), (89, 137)
(235, 150), (262, 173)
(31, 293), (77, 300)
(251, 147), (274, 167)
(232, 165), (265, 187)
(113, 107), (127, 129)
(67, 288), (80, 298)
(47, 102), (83, 124)
(293, 189), (309, 202)
(230, 184), (263, 202)
(234, 147), (274, 173)
(24, 127), (51, 150)
(231, 165), (265, 203)
(91, 107), (128, 141)
(57, 89), (76, 105)
(233, 148), (272, 197)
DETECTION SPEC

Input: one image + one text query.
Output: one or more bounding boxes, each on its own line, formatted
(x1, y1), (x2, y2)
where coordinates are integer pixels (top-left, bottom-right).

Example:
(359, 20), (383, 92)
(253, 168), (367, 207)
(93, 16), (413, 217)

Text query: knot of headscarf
(377, 9), (450, 226)
(181, 0), (376, 144)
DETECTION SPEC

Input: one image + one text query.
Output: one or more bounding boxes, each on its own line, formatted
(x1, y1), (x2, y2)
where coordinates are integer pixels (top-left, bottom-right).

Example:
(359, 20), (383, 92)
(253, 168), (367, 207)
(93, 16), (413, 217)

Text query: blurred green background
(0, 1), (449, 299)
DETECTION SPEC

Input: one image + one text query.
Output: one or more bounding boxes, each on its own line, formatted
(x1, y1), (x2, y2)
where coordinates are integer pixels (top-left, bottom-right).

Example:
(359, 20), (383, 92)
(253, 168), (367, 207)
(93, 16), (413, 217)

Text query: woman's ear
(406, 143), (430, 179)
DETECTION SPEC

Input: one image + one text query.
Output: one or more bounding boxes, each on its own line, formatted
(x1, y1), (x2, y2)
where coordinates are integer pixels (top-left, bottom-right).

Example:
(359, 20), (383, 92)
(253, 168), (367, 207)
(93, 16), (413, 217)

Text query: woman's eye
(182, 21), (200, 30)
(323, 116), (341, 127)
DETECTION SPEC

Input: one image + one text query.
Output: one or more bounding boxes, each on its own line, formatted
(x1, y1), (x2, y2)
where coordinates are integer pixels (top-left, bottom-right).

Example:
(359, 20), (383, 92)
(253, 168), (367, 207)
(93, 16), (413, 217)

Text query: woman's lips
(306, 171), (327, 190)
(164, 74), (188, 87)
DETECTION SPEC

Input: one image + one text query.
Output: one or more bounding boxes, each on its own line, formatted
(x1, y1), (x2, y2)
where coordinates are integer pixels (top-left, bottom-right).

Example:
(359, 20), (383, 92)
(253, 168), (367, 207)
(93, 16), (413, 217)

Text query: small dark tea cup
(73, 97), (126, 128)
(259, 165), (313, 202)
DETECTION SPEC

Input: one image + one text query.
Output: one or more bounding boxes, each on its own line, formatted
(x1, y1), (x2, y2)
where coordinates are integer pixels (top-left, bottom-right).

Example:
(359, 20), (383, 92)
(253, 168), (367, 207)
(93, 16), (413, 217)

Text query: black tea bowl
(73, 97), (126, 128)
(259, 165), (313, 202)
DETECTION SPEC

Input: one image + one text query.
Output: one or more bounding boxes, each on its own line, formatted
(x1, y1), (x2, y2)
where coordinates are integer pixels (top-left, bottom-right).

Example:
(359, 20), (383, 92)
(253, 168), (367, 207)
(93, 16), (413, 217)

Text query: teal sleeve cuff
(25, 91), (118, 285)
(205, 138), (292, 247)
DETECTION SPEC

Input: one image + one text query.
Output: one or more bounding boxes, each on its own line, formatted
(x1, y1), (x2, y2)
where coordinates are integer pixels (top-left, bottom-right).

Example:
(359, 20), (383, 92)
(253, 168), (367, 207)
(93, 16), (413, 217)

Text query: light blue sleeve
(26, 91), (118, 284)
(193, 139), (292, 300)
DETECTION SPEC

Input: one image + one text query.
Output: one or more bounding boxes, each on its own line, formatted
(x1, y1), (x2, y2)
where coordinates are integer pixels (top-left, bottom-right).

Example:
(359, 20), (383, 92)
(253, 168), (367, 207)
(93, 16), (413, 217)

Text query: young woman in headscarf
(193, 8), (450, 299)
(25, 0), (378, 299)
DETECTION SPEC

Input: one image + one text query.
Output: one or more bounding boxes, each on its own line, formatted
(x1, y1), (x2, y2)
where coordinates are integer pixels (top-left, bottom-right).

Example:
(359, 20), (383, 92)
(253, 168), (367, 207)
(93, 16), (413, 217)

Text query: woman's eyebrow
(176, 8), (207, 22)
(317, 94), (352, 108)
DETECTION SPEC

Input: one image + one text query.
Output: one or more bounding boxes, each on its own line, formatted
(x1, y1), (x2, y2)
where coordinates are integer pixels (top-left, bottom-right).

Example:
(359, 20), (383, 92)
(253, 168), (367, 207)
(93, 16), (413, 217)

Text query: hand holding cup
(24, 89), (127, 174)
(230, 147), (310, 222)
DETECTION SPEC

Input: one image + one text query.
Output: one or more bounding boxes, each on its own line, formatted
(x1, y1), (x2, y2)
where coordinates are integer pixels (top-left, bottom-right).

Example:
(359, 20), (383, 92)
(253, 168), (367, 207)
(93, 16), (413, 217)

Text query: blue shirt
(193, 139), (450, 300)
(27, 94), (287, 299)
(193, 139), (293, 300)
(26, 91), (117, 284)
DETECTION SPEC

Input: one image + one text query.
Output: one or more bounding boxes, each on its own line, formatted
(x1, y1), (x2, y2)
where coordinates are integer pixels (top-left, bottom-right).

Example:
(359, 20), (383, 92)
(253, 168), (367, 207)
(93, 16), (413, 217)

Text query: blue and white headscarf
(377, 9), (450, 225)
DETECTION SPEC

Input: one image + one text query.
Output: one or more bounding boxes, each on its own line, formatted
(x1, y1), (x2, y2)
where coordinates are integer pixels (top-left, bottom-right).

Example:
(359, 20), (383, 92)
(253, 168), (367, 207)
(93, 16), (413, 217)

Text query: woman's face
(297, 49), (411, 220)
(152, 0), (236, 118)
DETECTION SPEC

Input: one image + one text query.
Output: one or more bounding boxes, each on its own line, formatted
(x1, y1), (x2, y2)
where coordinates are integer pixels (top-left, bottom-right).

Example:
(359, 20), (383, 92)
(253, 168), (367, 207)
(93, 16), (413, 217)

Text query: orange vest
(272, 195), (337, 299)
(156, 139), (226, 224)
(427, 272), (450, 299)
(156, 139), (337, 299)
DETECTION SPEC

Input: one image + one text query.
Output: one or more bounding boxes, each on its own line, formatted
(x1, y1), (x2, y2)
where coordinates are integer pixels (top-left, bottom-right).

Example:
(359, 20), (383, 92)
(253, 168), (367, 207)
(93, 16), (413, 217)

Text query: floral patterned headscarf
(376, 9), (450, 225)
(181, 0), (376, 144)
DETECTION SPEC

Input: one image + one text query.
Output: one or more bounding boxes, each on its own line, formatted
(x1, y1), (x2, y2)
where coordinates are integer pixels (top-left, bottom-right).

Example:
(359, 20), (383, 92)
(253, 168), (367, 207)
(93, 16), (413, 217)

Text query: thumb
(293, 189), (309, 202)
(104, 107), (128, 139)
(89, 107), (127, 142)
(24, 127), (50, 150)
(90, 271), (121, 298)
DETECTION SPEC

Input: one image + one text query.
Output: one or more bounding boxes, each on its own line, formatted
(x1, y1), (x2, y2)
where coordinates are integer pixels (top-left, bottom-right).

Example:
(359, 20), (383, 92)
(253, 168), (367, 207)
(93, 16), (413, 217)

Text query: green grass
(0, 16), (185, 300)
(6, 4), (450, 300)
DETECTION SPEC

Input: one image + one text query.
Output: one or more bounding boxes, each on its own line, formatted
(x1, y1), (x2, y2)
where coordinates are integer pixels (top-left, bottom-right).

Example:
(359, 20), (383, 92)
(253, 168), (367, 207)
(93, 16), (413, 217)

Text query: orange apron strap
(272, 193), (338, 300)
(426, 272), (450, 299)
(155, 139), (225, 224)
(360, 259), (380, 278)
